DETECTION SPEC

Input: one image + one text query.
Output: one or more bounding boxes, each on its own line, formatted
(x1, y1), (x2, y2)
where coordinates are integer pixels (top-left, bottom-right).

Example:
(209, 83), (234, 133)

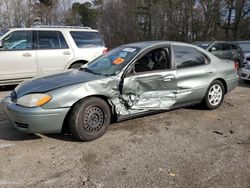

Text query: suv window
(58, 32), (69, 49)
(231, 44), (238, 50)
(221, 43), (231, 51)
(70, 31), (104, 48)
(2, 31), (33, 51)
(37, 31), (68, 49)
(134, 48), (170, 73)
(173, 46), (208, 68)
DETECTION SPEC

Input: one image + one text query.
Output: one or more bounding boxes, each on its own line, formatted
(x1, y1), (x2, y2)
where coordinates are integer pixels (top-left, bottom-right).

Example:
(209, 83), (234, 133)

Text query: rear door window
(70, 31), (104, 48)
(221, 43), (231, 51)
(231, 44), (238, 50)
(37, 31), (68, 49)
(173, 46), (209, 69)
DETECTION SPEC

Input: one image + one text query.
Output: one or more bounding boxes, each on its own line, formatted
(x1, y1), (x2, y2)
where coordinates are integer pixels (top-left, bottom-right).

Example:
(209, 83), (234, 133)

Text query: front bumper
(241, 68), (250, 81)
(2, 96), (70, 134)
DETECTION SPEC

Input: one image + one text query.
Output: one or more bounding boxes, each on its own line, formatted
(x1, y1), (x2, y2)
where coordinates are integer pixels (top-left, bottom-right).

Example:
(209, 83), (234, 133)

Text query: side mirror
(0, 40), (2, 48)
(209, 47), (217, 52)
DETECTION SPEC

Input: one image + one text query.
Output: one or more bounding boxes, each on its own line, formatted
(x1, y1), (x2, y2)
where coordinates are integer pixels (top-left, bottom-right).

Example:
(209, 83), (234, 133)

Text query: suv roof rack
(34, 25), (92, 29)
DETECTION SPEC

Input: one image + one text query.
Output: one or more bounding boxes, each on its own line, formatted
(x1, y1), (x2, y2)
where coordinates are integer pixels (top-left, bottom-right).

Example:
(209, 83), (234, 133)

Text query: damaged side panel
(120, 71), (178, 111)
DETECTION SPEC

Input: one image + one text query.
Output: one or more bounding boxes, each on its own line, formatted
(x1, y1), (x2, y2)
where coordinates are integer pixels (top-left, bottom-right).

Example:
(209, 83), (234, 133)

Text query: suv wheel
(203, 80), (225, 110)
(69, 97), (111, 141)
(69, 63), (84, 69)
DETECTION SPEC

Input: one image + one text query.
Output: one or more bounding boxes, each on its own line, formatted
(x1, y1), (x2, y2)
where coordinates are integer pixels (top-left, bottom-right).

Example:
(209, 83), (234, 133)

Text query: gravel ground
(0, 82), (249, 188)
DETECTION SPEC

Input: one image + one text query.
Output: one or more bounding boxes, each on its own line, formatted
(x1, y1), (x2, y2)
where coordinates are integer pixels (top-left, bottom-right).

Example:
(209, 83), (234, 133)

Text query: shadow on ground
(238, 80), (250, 88)
(0, 122), (41, 141)
(43, 133), (79, 142)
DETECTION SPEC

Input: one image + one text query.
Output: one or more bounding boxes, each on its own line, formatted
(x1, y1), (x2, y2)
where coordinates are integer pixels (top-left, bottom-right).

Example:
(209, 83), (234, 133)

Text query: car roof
(7, 27), (99, 32)
(212, 41), (239, 44)
(193, 41), (211, 44)
(235, 41), (250, 44)
(123, 41), (196, 49)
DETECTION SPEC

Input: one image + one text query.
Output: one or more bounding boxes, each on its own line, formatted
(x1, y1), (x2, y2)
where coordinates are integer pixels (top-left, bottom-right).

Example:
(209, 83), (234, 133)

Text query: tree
(65, 2), (97, 27)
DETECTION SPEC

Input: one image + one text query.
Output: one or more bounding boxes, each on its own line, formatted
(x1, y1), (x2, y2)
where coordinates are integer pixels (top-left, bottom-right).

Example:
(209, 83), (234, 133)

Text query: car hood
(15, 69), (106, 98)
(244, 52), (250, 58)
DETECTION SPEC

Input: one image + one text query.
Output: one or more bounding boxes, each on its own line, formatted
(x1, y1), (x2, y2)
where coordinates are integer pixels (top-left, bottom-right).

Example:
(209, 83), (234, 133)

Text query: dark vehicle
(207, 41), (244, 68)
(235, 41), (250, 67)
(236, 41), (250, 55)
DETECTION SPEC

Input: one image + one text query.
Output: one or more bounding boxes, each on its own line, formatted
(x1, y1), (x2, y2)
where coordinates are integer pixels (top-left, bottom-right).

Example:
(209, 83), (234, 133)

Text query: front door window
(1, 31), (33, 51)
(121, 47), (177, 110)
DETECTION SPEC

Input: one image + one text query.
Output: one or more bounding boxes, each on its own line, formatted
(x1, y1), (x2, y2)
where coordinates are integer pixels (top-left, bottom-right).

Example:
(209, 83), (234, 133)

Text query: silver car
(241, 62), (250, 83)
(207, 41), (244, 68)
(3, 41), (238, 141)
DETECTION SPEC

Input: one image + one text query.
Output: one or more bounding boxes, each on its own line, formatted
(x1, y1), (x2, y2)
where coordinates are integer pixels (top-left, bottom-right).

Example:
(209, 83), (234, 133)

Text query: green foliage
(70, 2), (97, 27)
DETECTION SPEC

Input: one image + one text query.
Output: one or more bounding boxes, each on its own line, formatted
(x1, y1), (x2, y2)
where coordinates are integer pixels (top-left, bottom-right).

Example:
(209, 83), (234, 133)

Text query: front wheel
(203, 80), (225, 110)
(69, 97), (111, 141)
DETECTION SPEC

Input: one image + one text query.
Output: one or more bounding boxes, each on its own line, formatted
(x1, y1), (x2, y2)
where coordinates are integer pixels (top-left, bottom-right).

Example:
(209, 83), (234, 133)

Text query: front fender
(42, 77), (121, 109)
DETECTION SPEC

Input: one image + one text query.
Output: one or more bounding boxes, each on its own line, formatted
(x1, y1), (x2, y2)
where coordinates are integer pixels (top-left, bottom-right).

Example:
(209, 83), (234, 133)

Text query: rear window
(231, 44), (238, 50)
(221, 43), (231, 51)
(238, 43), (250, 51)
(70, 31), (104, 48)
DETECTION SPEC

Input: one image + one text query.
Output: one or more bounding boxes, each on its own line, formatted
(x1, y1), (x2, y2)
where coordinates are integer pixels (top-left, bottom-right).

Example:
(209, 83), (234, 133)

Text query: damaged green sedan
(3, 41), (238, 141)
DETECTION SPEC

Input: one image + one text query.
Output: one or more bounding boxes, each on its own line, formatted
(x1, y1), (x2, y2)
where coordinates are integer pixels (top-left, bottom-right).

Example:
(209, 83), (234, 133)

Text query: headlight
(245, 64), (250, 70)
(16, 94), (52, 108)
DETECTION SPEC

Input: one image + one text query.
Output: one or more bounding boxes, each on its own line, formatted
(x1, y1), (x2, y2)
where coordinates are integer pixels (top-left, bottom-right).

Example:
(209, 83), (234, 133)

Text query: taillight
(103, 48), (108, 54)
(234, 60), (239, 71)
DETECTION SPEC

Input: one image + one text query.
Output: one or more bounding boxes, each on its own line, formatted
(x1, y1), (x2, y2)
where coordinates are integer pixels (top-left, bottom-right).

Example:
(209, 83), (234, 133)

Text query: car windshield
(238, 43), (250, 52)
(83, 46), (140, 76)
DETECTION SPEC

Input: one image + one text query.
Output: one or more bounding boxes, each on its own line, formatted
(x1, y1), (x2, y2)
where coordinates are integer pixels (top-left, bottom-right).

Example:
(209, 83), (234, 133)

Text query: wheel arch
(61, 95), (117, 133)
(215, 78), (228, 94)
(67, 60), (89, 69)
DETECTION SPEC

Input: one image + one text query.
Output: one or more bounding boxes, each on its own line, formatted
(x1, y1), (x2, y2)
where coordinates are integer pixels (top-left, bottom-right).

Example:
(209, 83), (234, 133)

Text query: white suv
(0, 26), (107, 86)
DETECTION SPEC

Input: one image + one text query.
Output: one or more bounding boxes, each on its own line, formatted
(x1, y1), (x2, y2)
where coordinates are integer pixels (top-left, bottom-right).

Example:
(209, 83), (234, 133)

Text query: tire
(69, 97), (111, 141)
(203, 80), (225, 110)
(69, 63), (84, 69)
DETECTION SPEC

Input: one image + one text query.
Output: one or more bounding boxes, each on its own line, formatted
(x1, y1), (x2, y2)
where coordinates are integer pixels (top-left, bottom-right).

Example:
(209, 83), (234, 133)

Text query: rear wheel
(203, 80), (225, 110)
(69, 63), (84, 69)
(69, 97), (111, 141)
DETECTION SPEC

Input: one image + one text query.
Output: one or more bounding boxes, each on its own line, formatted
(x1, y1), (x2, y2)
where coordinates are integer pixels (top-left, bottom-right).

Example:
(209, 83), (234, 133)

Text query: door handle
(205, 71), (214, 75)
(22, 53), (32, 57)
(63, 51), (71, 55)
(163, 76), (175, 82)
